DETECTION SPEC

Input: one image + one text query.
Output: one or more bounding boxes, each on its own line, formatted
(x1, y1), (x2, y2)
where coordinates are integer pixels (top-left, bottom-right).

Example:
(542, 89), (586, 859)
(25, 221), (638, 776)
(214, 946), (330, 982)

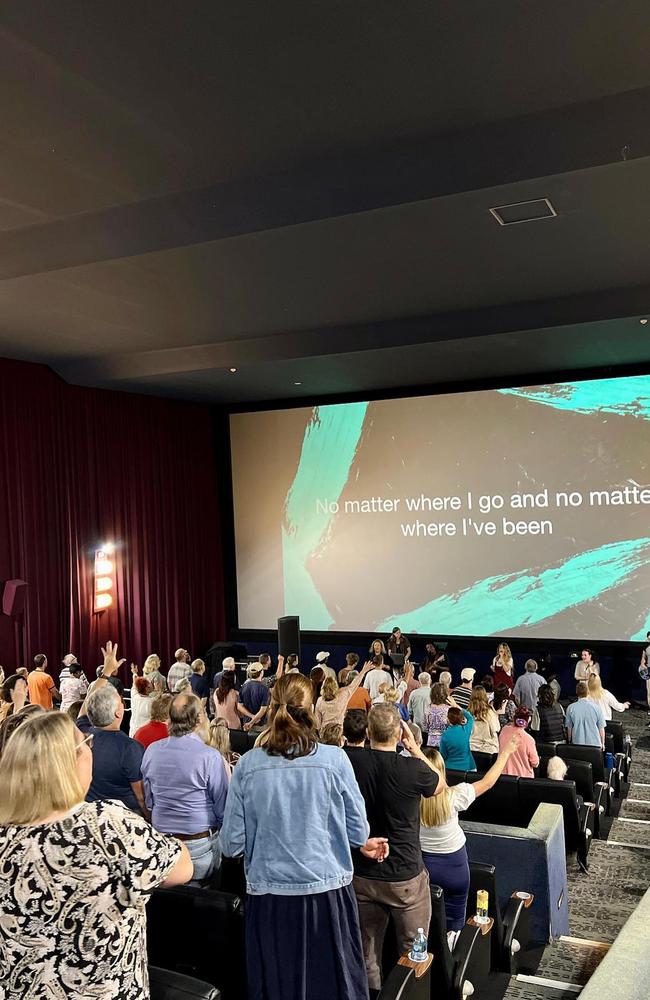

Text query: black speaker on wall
(277, 615), (300, 661)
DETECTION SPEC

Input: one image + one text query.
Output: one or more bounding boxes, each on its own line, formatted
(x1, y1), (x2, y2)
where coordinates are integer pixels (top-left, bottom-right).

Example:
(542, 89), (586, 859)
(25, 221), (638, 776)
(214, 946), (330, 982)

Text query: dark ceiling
(1, 0), (650, 404)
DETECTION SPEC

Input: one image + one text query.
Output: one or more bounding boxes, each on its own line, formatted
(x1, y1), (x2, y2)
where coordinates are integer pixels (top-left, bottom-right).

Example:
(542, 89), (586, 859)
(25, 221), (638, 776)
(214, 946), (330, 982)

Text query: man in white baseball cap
(315, 651), (336, 680)
(451, 668), (476, 709)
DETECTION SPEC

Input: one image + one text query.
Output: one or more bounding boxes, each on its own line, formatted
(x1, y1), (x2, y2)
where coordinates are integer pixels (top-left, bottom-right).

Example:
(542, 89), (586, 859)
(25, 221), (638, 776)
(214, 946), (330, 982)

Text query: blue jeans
(186, 830), (221, 884)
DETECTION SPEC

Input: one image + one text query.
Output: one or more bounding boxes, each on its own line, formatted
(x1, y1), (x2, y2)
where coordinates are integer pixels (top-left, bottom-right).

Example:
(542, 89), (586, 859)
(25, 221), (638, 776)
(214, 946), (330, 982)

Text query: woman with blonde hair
(0, 703), (44, 760)
(221, 672), (388, 1000)
(420, 734), (520, 946)
(491, 642), (515, 691)
(383, 685), (409, 722)
(468, 685), (500, 767)
(400, 660), (420, 707)
(587, 674), (629, 721)
(142, 653), (167, 692)
(315, 660), (373, 733)
(0, 710), (192, 999)
(208, 717), (239, 777)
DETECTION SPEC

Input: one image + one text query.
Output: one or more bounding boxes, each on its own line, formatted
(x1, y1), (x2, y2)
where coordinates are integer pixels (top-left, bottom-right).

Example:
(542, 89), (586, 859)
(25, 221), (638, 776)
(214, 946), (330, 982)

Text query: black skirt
(245, 883), (369, 1000)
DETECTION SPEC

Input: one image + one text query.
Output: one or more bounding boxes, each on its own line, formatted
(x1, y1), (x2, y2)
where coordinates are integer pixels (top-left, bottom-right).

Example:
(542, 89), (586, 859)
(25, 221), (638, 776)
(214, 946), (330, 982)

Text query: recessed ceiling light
(294, 381), (302, 385)
(640, 318), (648, 325)
(229, 367), (237, 373)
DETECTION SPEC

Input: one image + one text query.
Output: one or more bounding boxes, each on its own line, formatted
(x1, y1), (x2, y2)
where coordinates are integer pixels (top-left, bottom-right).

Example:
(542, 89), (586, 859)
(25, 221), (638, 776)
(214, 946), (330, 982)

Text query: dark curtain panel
(0, 358), (224, 679)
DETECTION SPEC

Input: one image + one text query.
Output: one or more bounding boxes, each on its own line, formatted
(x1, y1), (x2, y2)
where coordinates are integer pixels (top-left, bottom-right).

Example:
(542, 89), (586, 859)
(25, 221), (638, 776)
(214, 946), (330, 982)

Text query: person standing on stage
(490, 643), (515, 692)
(574, 648), (600, 681)
(387, 627), (411, 661)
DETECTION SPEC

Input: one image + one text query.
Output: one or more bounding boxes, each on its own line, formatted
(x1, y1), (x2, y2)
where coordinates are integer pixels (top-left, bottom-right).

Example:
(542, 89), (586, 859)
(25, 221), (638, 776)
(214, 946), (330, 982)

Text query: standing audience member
(189, 658), (210, 703)
(537, 684), (566, 743)
(142, 693), (228, 884)
(167, 648), (192, 693)
(320, 722), (345, 746)
(310, 666), (326, 707)
(212, 655), (238, 691)
(221, 673), (388, 1000)
(134, 693), (172, 749)
(207, 717), (238, 776)
(28, 653), (59, 709)
(468, 686), (500, 767)
(59, 662), (88, 714)
(587, 675), (630, 721)
(400, 722), (423, 757)
(420, 733), (520, 948)
(143, 653), (167, 692)
(343, 709), (369, 749)
(438, 670), (452, 696)
(0, 704), (44, 759)
(440, 708), (476, 771)
(315, 650), (337, 681)
(451, 668), (475, 709)
(493, 683), (517, 728)
(213, 671), (242, 730)
(565, 682), (605, 749)
(425, 682), (453, 748)
(399, 662), (420, 707)
(129, 676), (154, 737)
(481, 675), (495, 703)
(78, 682), (148, 817)
(383, 686), (409, 722)
(491, 643), (515, 691)
(346, 670), (373, 712)
(512, 659), (545, 715)
(347, 705), (443, 994)
(0, 674), (28, 722)
(315, 661), (374, 733)
(363, 655), (394, 701)
(408, 671), (432, 732)
(238, 662), (271, 732)
(0, 711), (192, 1000)
(575, 648), (600, 681)
(499, 707), (539, 777)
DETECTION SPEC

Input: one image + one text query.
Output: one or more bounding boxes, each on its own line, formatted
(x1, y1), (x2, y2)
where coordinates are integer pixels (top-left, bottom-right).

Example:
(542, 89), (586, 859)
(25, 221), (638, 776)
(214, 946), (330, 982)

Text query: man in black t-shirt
(348, 704), (444, 991)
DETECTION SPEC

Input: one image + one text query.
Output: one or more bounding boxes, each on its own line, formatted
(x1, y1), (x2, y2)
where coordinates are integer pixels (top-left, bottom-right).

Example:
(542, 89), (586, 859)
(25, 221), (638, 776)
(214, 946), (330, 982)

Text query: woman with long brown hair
(221, 673), (388, 1000)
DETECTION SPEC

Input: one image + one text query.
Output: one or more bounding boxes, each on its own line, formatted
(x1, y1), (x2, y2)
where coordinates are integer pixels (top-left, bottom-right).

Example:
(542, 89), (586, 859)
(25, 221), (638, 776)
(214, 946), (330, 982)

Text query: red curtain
(0, 358), (224, 679)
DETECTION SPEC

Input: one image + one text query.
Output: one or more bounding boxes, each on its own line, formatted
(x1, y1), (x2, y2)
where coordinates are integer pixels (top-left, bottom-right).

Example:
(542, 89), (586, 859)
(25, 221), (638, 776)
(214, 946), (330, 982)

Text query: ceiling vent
(489, 197), (557, 226)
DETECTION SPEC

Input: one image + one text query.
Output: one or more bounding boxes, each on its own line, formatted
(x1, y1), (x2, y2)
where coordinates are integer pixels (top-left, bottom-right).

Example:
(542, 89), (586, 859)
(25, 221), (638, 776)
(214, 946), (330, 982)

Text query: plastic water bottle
(409, 928), (428, 963)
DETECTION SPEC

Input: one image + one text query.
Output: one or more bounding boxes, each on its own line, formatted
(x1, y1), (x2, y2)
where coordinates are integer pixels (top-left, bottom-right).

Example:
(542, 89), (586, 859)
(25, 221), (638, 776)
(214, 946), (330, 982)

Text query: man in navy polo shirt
(238, 662), (271, 732)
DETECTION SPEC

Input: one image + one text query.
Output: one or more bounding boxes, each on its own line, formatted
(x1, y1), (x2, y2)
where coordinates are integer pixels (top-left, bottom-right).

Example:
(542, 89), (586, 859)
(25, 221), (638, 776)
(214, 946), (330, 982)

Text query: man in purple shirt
(142, 692), (229, 884)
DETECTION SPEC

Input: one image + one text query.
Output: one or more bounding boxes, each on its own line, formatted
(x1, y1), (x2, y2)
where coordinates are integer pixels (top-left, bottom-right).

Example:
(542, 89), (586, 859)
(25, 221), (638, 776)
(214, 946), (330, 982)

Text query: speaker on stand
(277, 615), (300, 663)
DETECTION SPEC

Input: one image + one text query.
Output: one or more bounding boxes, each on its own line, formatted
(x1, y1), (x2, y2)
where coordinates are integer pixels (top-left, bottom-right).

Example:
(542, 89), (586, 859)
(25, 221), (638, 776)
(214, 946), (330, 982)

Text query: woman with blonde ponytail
(221, 673), (388, 1000)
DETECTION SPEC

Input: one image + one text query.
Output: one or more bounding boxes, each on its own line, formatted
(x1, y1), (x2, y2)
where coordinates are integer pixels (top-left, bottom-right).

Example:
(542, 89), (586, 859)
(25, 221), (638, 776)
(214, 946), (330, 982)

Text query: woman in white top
(575, 648), (600, 681)
(587, 674), (629, 722)
(129, 676), (154, 737)
(420, 733), (519, 946)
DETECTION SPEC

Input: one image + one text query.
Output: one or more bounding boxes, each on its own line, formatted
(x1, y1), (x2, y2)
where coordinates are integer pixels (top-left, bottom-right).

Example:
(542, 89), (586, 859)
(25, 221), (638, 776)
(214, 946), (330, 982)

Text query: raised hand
(101, 640), (126, 677)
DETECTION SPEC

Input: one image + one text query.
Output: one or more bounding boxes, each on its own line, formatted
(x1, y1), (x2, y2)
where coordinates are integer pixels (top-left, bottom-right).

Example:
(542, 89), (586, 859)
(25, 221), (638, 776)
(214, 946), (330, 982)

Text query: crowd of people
(0, 631), (641, 1000)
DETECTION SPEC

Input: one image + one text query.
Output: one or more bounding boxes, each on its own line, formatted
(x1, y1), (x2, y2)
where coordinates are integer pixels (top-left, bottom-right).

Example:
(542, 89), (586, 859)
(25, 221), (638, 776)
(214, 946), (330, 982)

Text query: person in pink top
(498, 706), (539, 778)
(213, 671), (242, 730)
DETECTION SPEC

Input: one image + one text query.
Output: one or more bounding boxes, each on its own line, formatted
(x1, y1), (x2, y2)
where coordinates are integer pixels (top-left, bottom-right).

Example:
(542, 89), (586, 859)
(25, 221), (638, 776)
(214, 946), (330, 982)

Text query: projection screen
(229, 375), (650, 640)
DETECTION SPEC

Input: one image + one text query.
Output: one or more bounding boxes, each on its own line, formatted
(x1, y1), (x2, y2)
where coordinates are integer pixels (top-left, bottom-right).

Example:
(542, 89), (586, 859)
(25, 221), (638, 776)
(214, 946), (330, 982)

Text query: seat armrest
(501, 893), (534, 974)
(377, 955), (432, 1000)
(453, 919), (493, 997)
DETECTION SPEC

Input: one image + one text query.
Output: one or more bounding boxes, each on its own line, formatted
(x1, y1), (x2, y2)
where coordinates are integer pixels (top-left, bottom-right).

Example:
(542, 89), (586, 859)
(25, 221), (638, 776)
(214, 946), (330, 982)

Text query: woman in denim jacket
(221, 673), (388, 1000)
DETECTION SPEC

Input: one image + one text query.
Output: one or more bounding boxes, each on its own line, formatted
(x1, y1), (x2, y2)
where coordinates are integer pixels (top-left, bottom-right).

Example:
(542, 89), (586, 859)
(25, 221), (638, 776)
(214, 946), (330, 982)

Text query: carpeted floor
(496, 707), (650, 999)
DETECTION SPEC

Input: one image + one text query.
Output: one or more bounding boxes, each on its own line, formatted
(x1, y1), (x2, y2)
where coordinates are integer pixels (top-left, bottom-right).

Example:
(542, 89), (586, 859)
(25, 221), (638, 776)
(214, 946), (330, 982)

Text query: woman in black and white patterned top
(0, 708), (193, 999)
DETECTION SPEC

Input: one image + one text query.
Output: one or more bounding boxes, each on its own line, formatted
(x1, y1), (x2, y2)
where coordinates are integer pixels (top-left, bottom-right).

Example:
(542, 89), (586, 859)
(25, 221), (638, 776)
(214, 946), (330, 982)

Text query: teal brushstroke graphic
(282, 402), (368, 628)
(498, 375), (650, 420)
(631, 619), (650, 642)
(376, 537), (650, 637)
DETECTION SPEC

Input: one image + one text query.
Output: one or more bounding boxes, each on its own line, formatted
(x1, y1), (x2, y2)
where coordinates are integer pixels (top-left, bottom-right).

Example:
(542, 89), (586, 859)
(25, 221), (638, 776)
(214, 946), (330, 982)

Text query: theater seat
(539, 756), (606, 837)
(149, 967), (220, 1000)
(147, 886), (244, 1000)
(467, 861), (534, 974)
(427, 884), (492, 999)
(518, 776), (592, 870)
(555, 744), (613, 814)
(462, 773), (523, 827)
(377, 955), (432, 1000)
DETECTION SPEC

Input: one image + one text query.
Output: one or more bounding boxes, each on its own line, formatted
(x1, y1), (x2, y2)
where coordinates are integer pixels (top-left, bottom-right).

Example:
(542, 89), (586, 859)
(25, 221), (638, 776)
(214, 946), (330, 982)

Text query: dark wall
(0, 358), (225, 678)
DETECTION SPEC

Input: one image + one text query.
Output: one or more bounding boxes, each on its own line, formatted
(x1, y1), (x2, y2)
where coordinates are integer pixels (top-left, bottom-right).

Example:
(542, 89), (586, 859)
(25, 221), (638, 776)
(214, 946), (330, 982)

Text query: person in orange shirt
(27, 654), (60, 709)
(345, 665), (372, 712)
